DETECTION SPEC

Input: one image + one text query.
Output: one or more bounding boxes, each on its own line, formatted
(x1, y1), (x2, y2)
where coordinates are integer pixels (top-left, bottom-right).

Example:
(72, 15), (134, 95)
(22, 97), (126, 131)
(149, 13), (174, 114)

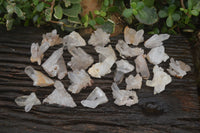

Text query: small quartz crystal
(124, 26), (144, 45)
(167, 58), (191, 78)
(134, 54), (150, 79)
(111, 83), (138, 106)
(115, 40), (144, 58)
(88, 45), (116, 78)
(146, 65), (172, 95)
(88, 28), (110, 47)
(125, 74), (142, 90)
(147, 46), (169, 65)
(42, 47), (67, 79)
(25, 66), (54, 87)
(81, 87), (108, 108)
(114, 59), (134, 84)
(41, 29), (62, 46)
(43, 80), (76, 107)
(144, 34), (170, 48)
(68, 47), (94, 70)
(63, 31), (86, 48)
(68, 69), (93, 94)
(15, 92), (41, 112)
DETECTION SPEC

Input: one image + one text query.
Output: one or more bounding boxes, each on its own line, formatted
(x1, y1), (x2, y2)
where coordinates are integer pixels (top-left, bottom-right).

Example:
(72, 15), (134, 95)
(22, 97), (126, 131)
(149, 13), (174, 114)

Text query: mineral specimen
(125, 74), (142, 90)
(167, 58), (191, 78)
(25, 66), (54, 87)
(41, 29), (62, 46)
(146, 65), (172, 95)
(88, 28), (110, 47)
(81, 87), (108, 108)
(43, 80), (77, 107)
(15, 92), (41, 112)
(144, 34), (170, 48)
(111, 83), (138, 106)
(68, 69), (93, 94)
(134, 54), (150, 79)
(115, 40), (144, 58)
(124, 26), (144, 45)
(68, 47), (94, 70)
(147, 46), (169, 65)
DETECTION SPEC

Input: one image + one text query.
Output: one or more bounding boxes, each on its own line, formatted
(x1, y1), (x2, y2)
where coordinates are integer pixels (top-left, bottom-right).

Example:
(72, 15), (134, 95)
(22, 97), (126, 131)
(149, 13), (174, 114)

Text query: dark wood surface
(0, 27), (199, 133)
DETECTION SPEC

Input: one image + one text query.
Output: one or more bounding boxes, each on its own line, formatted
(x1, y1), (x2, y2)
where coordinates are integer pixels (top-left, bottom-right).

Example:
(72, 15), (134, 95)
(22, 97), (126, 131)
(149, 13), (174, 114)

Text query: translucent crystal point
(144, 34), (170, 48)
(42, 29), (62, 46)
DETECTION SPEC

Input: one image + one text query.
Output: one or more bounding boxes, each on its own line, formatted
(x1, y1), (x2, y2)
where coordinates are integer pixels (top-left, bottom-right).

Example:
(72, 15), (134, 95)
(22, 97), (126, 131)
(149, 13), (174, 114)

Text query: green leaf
(14, 6), (25, 19)
(45, 8), (52, 21)
(68, 0), (81, 4)
(166, 15), (173, 27)
(168, 4), (176, 14)
(158, 10), (168, 18)
(110, 0), (114, 5)
(130, 2), (137, 9)
(68, 16), (81, 24)
(136, 1), (145, 10)
(89, 11), (93, 19)
(188, 0), (193, 10)
(100, 11), (106, 17)
(132, 9), (138, 15)
(104, 0), (109, 6)
(6, 4), (14, 14)
(33, 0), (39, 6)
(99, 19), (115, 33)
(88, 19), (96, 28)
(95, 16), (105, 24)
(135, 6), (158, 25)
(54, 4), (63, 19)
(191, 9), (199, 16)
(63, 4), (81, 17)
(122, 8), (133, 18)
(36, 2), (44, 12)
(193, 2), (200, 12)
(94, 10), (100, 15)
(180, 8), (184, 11)
(81, 14), (88, 27)
(144, 0), (154, 7)
(172, 13), (180, 21)
(6, 18), (13, 30)
(63, 0), (71, 7)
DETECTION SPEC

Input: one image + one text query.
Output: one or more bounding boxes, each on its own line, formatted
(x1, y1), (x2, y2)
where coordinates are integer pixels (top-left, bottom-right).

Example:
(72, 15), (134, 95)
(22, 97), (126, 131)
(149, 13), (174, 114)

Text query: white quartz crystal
(42, 47), (67, 79)
(81, 87), (108, 108)
(115, 40), (144, 58)
(147, 46), (169, 65)
(146, 65), (172, 95)
(43, 80), (76, 107)
(88, 45), (116, 78)
(88, 28), (110, 47)
(25, 66), (54, 87)
(124, 26), (144, 45)
(125, 74), (142, 90)
(111, 83), (138, 106)
(134, 54), (150, 79)
(41, 29), (62, 46)
(68, 69), (93, 94)
(68, 47), (94, 70)
(63, 31), (86, 48)
(15, 92), (41, 112)
(167, 58), (191, 78)
(144, 34), (170, 48)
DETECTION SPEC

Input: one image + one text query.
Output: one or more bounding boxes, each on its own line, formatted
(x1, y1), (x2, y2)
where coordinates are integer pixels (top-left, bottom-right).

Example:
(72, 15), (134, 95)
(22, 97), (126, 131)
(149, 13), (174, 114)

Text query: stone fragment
(125, 74), (142, 90)
(144, 34), (170, 48)
(42, 29), (62, 46)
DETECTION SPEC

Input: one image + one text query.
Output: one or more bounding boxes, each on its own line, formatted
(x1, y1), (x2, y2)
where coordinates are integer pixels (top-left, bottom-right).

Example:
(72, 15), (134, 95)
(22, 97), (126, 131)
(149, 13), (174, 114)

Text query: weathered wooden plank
(0, 27), (199, 133)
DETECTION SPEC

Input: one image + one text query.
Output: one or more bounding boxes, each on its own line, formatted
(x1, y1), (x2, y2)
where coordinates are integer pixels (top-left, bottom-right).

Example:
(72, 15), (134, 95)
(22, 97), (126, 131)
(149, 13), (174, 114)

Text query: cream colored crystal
(125, 74), (142, 90)
(146, 65), (172, 95)
(81, 87), (108, 108)
(41, 29), (62, 46)
(111, 83), (138, 106)
(147, 46), (169, 65)
(68, 69), (93, 94)
(88, 28), (110, 47)
(15, 92), (41, 112)
(124, 26), (144, 45)
(25, 66), (54, 87)
(144, 34), (170, 48)
(43, 80), (76, 107)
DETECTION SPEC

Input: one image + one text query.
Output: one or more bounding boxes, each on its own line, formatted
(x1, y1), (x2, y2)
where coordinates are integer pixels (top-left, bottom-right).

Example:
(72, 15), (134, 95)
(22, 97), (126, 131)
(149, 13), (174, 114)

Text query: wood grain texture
(0, 27), (199, 133)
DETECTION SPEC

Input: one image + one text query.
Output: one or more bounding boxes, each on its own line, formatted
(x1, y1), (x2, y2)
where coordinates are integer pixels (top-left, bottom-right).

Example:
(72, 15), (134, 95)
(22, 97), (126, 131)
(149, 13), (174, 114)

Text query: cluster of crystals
(15, 26), (191, 112)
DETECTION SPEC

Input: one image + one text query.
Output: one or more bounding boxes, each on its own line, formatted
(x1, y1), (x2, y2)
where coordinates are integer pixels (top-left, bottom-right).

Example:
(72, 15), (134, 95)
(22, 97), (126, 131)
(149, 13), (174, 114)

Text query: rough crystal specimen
(42, 29), (62, 46)
(68, 47), (94, 70)
(42, 47), (67, 79)
(125, 74), (142, 90)
(111, 83), (138, 106)
(144, 34), (170, 48)
(43, 80), (76, 107)
(88, 28), (110, 47)
(68, 69), (92, 94)
(88, 45), (116, 78)
(134, 54), (150, 79)
(15, 92), (41, 112)
(25, 66), (54, 87)
(63, 31), (86, 48)
(167, 58), (191, 78)
(124, 26), (144, 45)
(114, 59), (134, 84)
(146, 65), (172, 95)
(81, 87), (108, 108)
(147, 46), (169, 65)
(115, 40), (144, 58)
